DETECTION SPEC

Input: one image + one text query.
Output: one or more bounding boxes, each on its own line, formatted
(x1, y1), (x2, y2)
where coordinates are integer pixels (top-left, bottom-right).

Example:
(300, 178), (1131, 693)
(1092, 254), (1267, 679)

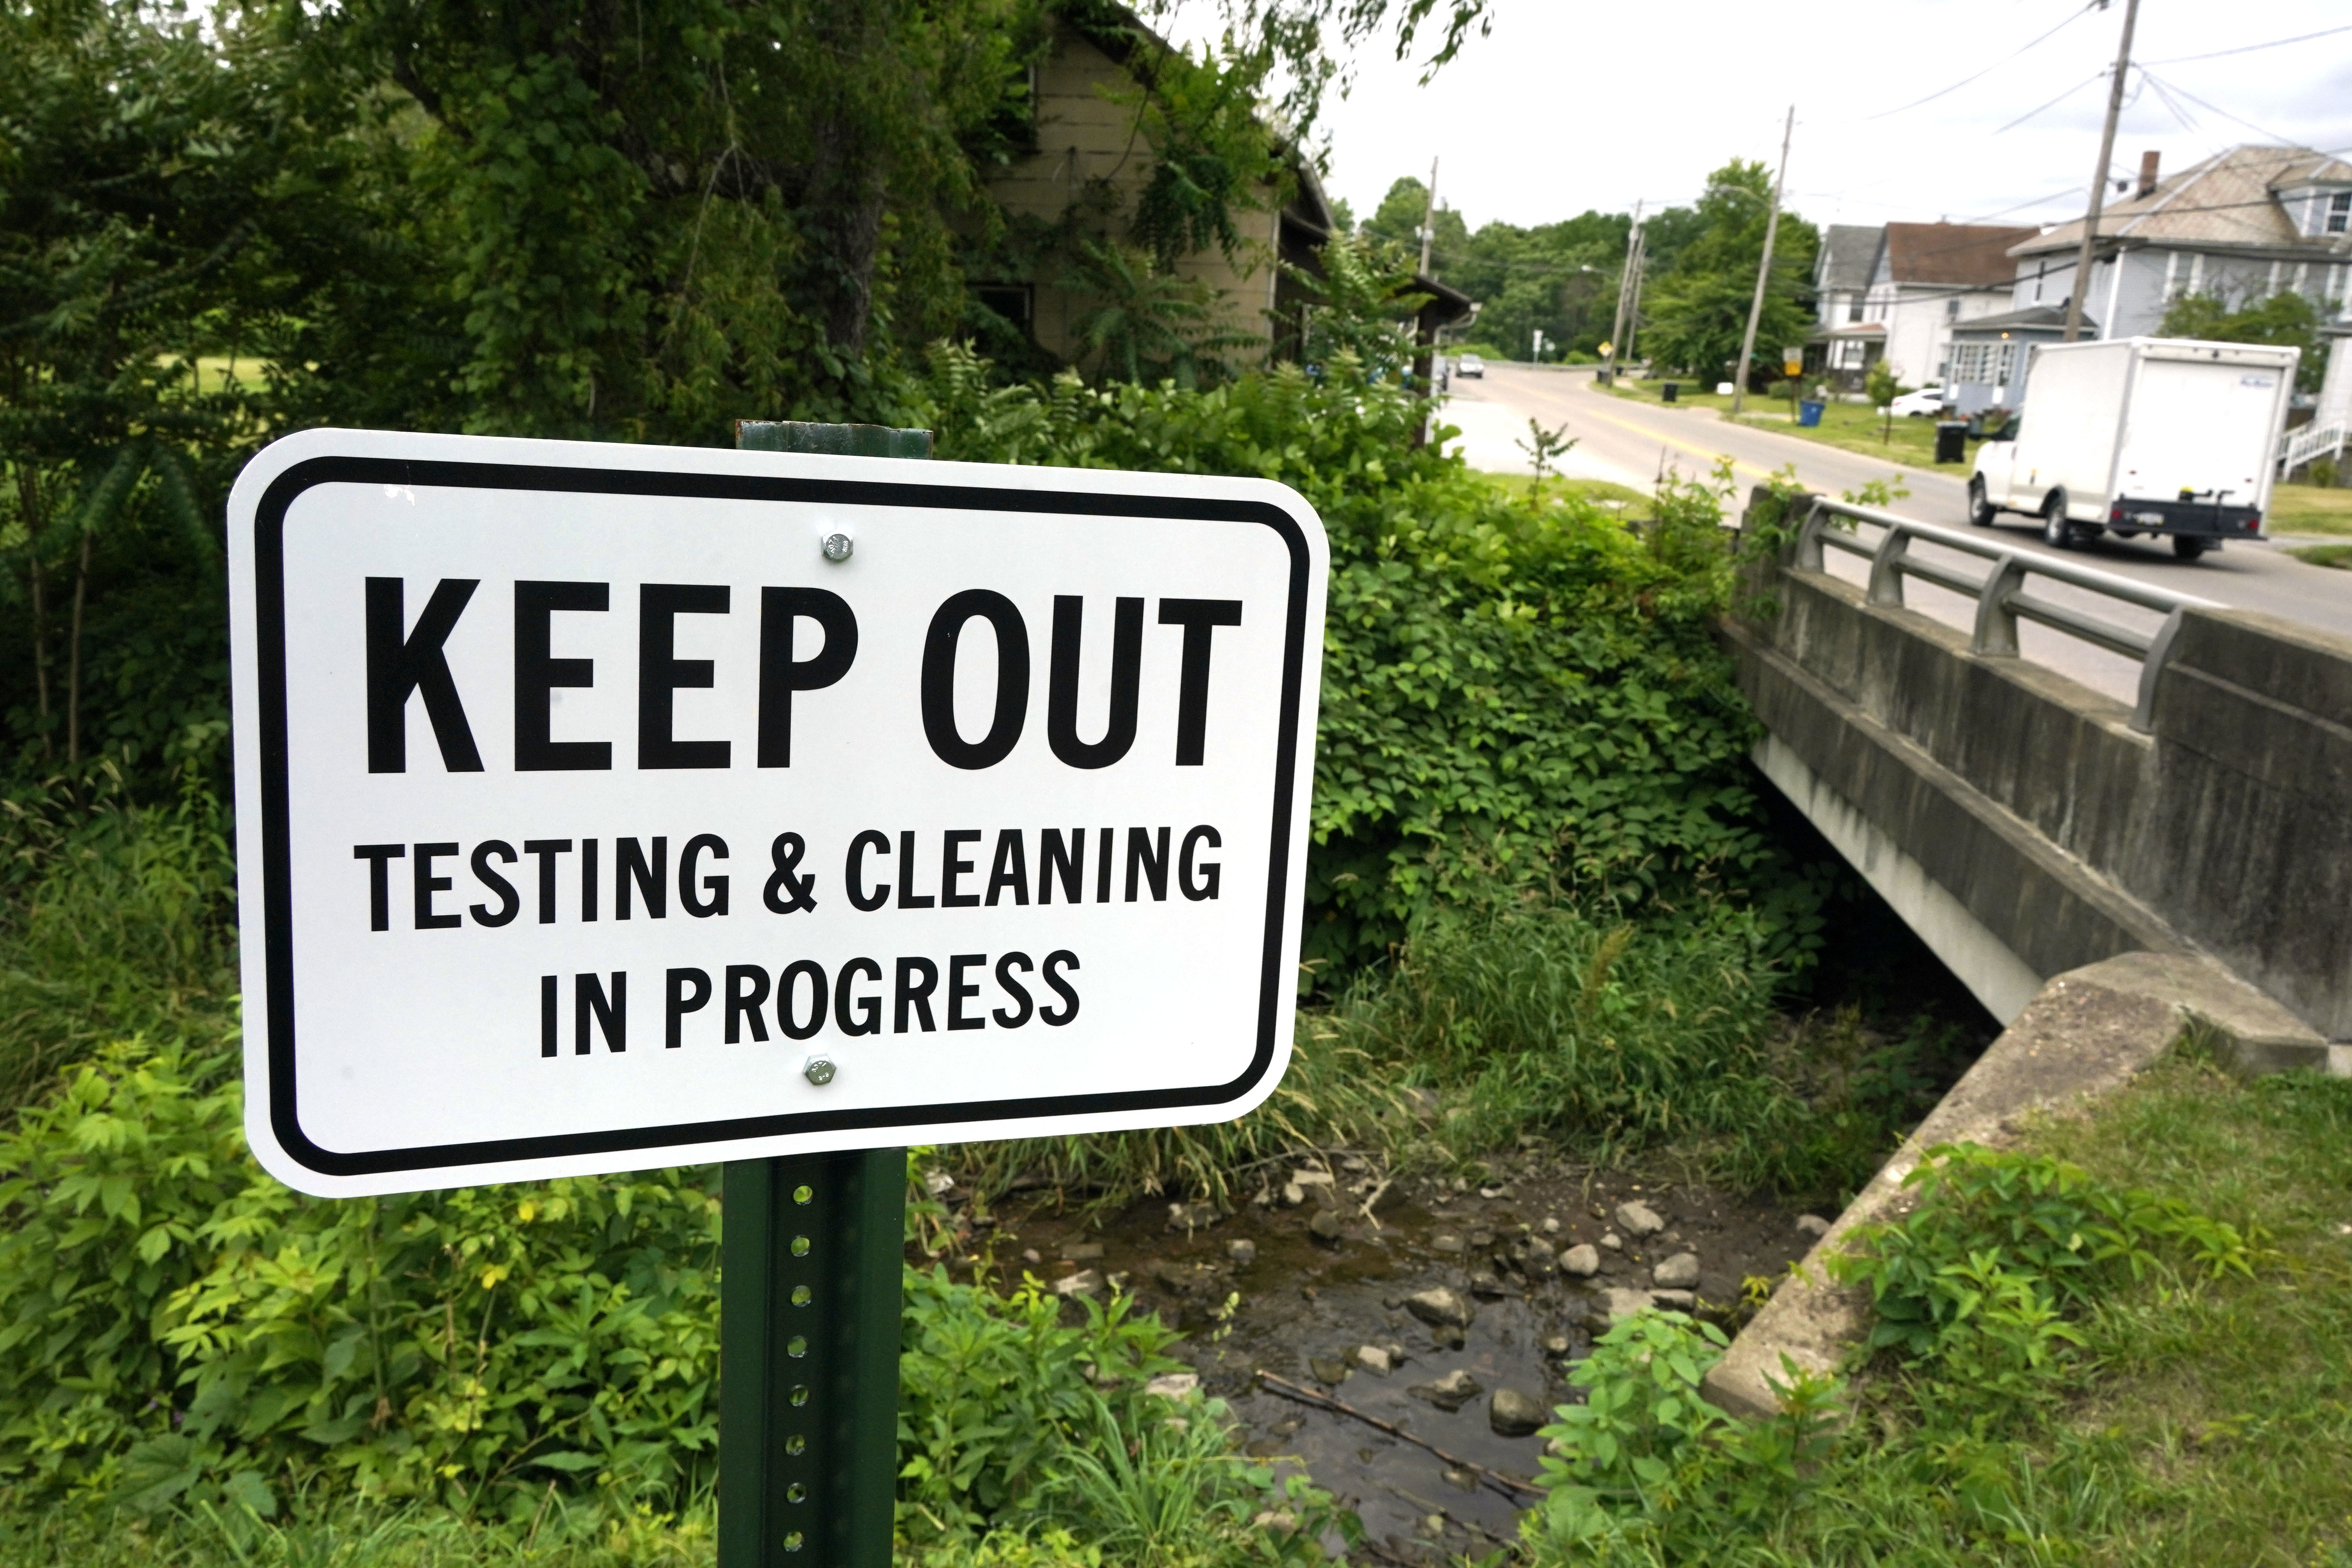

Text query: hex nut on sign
(804, 1056), (837, 1087)
(821, 533), (854, 563)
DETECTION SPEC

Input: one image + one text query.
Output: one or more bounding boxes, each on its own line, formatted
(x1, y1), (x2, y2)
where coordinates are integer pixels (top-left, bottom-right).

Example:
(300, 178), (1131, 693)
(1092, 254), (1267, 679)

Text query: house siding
(989, 18), (1282, 365)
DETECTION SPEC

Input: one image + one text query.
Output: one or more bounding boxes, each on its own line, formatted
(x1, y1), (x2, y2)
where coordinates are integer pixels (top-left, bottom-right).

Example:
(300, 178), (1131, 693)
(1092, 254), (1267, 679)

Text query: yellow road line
(1552, 388), (1782, 484)
(1474, 377), (1782, 485)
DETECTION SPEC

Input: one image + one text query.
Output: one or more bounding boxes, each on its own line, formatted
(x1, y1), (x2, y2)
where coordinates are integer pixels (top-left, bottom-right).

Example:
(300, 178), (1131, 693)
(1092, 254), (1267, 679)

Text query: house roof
(1058, 0), (1335, 238)
(1380, 272), (1474, 330)
(1948, 304), (2091, 337)
(1817, 225), (1882, 292)
(1881, 222), (2038, 286)
(2012, 144), (2352, 257)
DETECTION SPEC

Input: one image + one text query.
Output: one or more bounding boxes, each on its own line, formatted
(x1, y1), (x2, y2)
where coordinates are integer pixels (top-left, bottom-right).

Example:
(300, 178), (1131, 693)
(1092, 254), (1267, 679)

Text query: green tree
(2159, 290), (2327, 393)
(287, 0), (1050, 439)
(1447, 210), (1628, 358)
(1360, 176), (1467, 272)
(1637, 159), (1818, 385)
(0, 0), (354, 779)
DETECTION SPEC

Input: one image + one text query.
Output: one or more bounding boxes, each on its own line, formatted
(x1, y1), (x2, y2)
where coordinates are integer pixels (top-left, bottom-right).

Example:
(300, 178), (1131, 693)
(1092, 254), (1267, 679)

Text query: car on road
(1456, 354), (1485, 379)
(1887, 385), (1949, 417)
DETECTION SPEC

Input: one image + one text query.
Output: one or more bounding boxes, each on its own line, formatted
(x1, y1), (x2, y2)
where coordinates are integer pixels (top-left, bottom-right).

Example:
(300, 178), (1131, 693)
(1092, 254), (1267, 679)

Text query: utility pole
(2063, 0), (2141, 343)
(1604, 200), (1643, 384)
(1730, 105), (1795, 419)
(1418, 156), (1440, 277)
(1410, 156), (1442, 449)
(1623, 223), (1649, 368)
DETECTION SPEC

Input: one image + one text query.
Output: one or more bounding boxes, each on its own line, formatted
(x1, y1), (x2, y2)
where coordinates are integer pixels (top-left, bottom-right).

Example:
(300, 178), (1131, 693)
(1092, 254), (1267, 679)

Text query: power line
(2137, 71), (2225, 160)
(2134, 67), (2318, 150)
(2142, 23), (2352, 65)
(1993, 70), (2107, 135)
(1862, 2), (2099, 122)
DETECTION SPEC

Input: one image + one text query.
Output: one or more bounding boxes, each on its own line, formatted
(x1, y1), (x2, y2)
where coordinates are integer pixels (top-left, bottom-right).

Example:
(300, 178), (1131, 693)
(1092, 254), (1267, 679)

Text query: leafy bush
(923, 346), (1794, 975)
(1526, 1309), (1841, 1559)
(0, 1038), (723, 1517)
(0, 1035), (1318, 1557)
(1833, 1142), (2257, 1419)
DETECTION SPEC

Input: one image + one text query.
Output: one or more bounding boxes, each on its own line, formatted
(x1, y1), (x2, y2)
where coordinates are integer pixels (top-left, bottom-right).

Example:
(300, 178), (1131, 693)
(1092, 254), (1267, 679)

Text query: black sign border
(251, 452), (1313, 1177)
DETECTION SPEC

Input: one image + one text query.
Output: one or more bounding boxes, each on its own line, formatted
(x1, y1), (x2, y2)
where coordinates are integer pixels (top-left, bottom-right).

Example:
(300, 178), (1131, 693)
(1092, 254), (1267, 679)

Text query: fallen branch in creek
(1252, 1370), (1543, 1504)
(1388, 1483), (1527, 1558)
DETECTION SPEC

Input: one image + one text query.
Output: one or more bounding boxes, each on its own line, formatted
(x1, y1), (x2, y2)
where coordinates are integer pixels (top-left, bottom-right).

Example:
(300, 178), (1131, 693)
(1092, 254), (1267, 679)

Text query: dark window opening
(974, 285), (1035, 337)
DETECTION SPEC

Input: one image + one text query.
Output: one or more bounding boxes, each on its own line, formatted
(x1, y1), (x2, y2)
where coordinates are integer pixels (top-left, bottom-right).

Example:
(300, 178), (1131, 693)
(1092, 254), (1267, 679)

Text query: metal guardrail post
(719, 417), (927, 1568)
(1970, 554), (2027, 657)
(1793, 498), (1829, 572)
(1864, 526), (1911, 608)
(2131, 607), (2188, 733)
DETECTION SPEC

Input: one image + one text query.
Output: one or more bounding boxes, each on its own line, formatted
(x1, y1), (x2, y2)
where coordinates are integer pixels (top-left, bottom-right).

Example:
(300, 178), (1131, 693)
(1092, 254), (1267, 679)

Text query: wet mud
(950, 1156), (1826, 1562)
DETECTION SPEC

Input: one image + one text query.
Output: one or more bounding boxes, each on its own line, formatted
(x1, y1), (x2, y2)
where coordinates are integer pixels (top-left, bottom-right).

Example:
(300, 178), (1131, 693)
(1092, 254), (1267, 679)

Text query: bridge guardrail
(1788, 497), (2222, 734)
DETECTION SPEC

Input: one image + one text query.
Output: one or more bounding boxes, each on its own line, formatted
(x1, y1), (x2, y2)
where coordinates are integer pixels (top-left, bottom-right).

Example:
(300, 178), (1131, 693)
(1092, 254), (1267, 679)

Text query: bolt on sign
(228, 428), (1328, 1196)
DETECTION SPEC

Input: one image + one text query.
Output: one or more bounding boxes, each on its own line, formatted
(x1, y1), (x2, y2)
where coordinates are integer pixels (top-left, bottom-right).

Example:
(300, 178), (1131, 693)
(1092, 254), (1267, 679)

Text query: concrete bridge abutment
(1730, 510), (2352, 1047)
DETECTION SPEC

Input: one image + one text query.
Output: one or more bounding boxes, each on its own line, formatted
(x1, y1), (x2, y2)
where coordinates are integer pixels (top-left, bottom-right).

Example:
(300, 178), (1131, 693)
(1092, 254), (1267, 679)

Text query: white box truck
(1967, 336), (2298, 561)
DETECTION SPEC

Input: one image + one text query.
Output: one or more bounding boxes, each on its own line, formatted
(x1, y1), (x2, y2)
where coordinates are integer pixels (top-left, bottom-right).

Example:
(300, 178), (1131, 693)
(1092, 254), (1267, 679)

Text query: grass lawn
(1524, 1044), (2352, 1566)
(1994, 1049), (2352, 1562)
(1605, 377), (1982, 474)
(2288, 543), (2352, 569)
(2269, 482), (2352, 537)
(1473, 470), (1653, 512)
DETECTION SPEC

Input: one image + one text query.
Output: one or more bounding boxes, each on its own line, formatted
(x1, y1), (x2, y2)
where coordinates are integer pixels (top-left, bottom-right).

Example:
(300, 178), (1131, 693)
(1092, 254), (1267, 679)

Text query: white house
(1811, 223), (1883, 387)
(1858, 222), (2037, 388)
(1996, 146), (2352, 432)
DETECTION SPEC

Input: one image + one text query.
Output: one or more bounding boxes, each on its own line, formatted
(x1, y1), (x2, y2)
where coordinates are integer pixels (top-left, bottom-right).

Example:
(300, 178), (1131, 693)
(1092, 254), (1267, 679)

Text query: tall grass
(955, 897), (1921, 1209)
(1340, 903), (1785, 1161)
(948, 1020), (1410, 1209)
(0, 763), (237, 1109)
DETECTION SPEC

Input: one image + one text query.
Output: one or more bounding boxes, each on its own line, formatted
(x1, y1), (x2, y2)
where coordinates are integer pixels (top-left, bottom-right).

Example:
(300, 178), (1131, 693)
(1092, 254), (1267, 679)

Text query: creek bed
(953, 1159), (1824, 1562)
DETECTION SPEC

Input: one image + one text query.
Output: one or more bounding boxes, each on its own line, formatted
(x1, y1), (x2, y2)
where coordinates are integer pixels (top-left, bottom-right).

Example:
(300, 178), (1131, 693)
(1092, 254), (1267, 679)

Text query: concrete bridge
(1730, 491), (2352, 1051)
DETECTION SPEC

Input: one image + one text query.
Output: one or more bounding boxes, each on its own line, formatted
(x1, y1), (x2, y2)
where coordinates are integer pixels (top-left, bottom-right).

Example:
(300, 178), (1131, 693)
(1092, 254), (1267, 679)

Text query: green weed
(0, 1033), (1330, 1561)
(1512, 1057), (2352, 1566)
(1834, 1142), (2256, 1425)
(0, 762), (236, 1109)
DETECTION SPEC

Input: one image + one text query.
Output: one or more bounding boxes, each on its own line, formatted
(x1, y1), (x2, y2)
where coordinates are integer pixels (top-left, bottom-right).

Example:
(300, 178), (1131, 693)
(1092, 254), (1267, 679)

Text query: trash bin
(1797, 399), (1825, 428)
(1662, 382), (1679, 403)
(1934, 420), (1968, 464)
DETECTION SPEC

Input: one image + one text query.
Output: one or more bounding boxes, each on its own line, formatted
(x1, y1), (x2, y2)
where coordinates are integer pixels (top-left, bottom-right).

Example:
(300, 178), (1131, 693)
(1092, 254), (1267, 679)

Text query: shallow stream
(966, 1158), (1824, 1563)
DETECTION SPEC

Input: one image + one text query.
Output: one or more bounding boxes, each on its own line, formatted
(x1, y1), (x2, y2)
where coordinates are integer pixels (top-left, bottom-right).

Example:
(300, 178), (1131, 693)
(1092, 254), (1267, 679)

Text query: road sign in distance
(229, 429), (1328, 1196)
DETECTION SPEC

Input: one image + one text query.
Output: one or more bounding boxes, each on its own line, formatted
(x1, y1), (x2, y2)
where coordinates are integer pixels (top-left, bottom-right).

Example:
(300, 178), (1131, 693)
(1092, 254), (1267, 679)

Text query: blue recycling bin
(1797, 399), (1825, 428)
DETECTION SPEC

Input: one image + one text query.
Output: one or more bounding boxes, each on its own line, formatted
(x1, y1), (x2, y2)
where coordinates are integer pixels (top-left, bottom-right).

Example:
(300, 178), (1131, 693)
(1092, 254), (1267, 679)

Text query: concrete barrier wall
(1735, 501), (2352, 1041)
(2131, 610), (2352, 1040)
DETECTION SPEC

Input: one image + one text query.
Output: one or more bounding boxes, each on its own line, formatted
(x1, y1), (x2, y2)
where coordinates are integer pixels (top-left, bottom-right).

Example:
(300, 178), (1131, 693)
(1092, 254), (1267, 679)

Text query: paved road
(1445, 364), (2352, 705)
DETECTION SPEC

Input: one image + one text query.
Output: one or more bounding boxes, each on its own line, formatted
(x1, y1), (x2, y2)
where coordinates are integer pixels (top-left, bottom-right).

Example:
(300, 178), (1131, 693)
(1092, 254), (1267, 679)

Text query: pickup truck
(1968, 336), (2298, 561)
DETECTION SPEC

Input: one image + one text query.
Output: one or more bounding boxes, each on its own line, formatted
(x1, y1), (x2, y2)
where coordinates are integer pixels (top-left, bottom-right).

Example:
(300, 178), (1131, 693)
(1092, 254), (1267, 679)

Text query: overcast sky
(1213, 0), (2352, 236)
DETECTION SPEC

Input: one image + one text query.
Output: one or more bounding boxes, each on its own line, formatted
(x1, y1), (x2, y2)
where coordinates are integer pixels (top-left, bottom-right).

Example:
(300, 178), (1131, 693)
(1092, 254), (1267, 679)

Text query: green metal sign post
(718, 420), (930, 1567)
